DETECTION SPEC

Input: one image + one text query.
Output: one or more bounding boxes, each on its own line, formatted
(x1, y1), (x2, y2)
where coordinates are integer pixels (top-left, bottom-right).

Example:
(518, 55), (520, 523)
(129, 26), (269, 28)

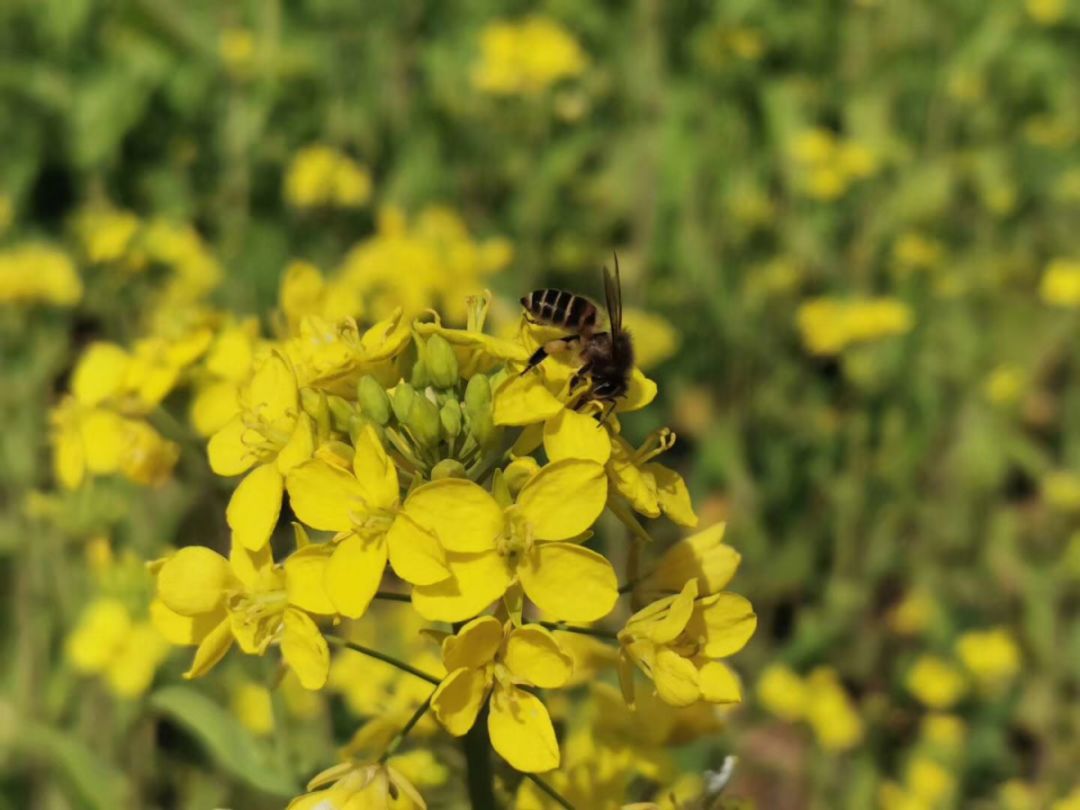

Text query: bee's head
(592, 376), (629, 401)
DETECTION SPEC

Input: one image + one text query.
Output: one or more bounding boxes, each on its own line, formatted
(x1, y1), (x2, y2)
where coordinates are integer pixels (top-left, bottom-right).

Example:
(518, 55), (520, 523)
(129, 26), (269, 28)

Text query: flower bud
(357, 375), (391, 425)
(426, 334), (459, 389)
(392, 383), (417, 424)
(464, 373), (492, 415)
(406, 394), (441, 447)
(348, 412), (385, 447)
(411, 357), (431, 388)
(440, 399), (462, 438)
(431, 459), (467, 480)
(326, 394), (355, 434)
(300, 387), (332, 436)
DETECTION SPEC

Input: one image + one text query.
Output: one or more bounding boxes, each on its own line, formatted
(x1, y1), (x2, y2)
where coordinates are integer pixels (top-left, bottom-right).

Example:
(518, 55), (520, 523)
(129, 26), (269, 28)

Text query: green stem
(538, 621), (617, 641)
(373, 591), (412, 603)
(325, 636), (441, 686)
(379, 692), (434, 763)
(522, 773), (574, 809)
(463, 704), (497, 810)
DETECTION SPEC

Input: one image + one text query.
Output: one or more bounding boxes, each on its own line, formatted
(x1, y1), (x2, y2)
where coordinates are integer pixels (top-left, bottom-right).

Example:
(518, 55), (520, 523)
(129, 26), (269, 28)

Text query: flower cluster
(471, 16), (588, 96)
(51, 268), (755, 806)
(0, 242), (82, 307)
(796, 295), (914, 356)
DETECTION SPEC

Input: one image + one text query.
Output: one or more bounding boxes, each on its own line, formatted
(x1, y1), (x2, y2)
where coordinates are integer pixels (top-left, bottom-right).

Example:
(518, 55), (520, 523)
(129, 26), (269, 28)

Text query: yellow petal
(504, 626), (573, 688)
(284, 545), (336, 615)
(402, 479), (503, 553)
(617, 368), (658, 413)
(431, 666), (490, 736)
(247, 351), (298, 426)
(643, 580), (698, 645)
(608, 436), (660, 518)
(650, 463), (698, 528)
(207, 415), (257, 477)
(325, 534), (387, 619)
(443, 616), (504, 671)
(229, 543), (273, 591)
(699, 661), (742, 703)
(72, 342), (130, 406)
(286, 459), (363, 532)
(157, 546), (232, 616)
(352, 424), (399, 510)
(183, 617), (234, 679)
(281, 608), (330, 689)
(227, 463), (284, 551)
(518, 542), (617, 623)
(652, 648), (701, 706)
(386, 514), (450, 586)
(694, 593), (757, 658)
(488, 685), (560, 773)
(645, 523), (739, 595)
(190, 381), (241, 437)
(276, 412), (315, 474)
(493, 373), (565, 427)
(542, 408), (611, 465)
(411, 551), (511, 623)
(516, 460), (607, 541)
(150, 599), (223, 645)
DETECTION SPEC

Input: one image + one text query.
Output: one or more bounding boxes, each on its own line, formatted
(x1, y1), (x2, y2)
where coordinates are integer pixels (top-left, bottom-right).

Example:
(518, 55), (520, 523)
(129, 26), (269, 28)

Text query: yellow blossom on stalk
(796, 296), (913, 355)
(788, 128), (879, 200)
(431, 616), (572, 772)
(150, 543), (330, 688)
(0, 242), (82, 306)
(472, 17), (588, 96)
(66, 597), (169, 698)
(1040, 259), (1080, 308)
(402, 459), (617, 623)
(984, 364), (1024, 405)
(618, 579), (755, 707)
(284, 145), (372, 210)
(72, 206), (141, 265)
(905, 755), (956, 806)
(906, 655), (967, 709)
(288, 760), (426, 810)
(285, 425), (454, 619)
(955, 627), (1021, 690)
(189, 317), (261, 436)
(803, 667), (863, 751)
(278, 261), (366, 335)
(920, 713), (966, 752)
(756, 664), (808, 722)
(208, 352), (315, 551)
(635, 523), (741, 600)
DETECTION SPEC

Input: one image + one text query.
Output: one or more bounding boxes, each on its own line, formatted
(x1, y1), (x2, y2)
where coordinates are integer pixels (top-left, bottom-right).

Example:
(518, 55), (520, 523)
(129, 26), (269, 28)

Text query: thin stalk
(325, 636), (440, 686)
(537, 621), (617, 641)
(463, 704), (497, 810)
(379, 692), (434, 763)
(522, 773), (574, 810)
(373, 591), (412, 603)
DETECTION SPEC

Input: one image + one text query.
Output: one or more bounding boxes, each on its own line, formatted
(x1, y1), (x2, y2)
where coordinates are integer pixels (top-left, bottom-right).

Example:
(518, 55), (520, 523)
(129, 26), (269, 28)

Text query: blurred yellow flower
(984, 365), (1025, 405)
(287, 760), (425, 810)
(756, 663), (807, 722)
(955, 627), (1020, 690)
(888, 590), (937, 636)
(893, 232), (944, 272)
(73, 206), (141, 264)
(231, 680), (274, 735)
(219, 28), (256, 76)
(906, 655), (967, 709)
(999, 779), (1040, 810)
(1026, 0), (1066, 25)
(1040, 259), (1080, 308)
(789, 128), (879, 200)
(66, 597), (169, 698)
(472, 17), (588, 96)
(1053, 787), (1080, 810)
(284, 145), (372, 210)
(906, 755), (956, 805)
(621, 308), (679, 371)
(797, 296), (913, 355)
(1042, 470), (1080, 512)
(919, 713), (966, 751)
(804, 667), (863, 751)
(0, 243), (82, 306)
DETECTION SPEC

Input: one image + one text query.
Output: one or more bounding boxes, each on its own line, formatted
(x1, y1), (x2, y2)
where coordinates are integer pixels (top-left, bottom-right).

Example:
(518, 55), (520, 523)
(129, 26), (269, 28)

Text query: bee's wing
(603, 254), (623, 335)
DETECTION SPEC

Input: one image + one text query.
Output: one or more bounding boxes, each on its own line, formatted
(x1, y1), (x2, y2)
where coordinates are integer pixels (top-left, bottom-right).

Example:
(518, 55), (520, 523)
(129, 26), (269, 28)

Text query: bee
(520, 255), (634, 410)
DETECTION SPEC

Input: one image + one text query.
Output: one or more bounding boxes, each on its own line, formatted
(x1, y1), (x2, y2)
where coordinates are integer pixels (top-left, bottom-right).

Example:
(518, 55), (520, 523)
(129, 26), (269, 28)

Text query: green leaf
(20, 722), (130, 810)
(149, 685), (298, 797)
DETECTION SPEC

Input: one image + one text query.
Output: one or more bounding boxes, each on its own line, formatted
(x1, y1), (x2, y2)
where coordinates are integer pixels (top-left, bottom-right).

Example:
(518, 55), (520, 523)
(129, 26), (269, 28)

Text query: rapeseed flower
(955, 627), (1021, 690)
(1040, 259), (1080, 308)
(906, 655), (967, 710)
(0, 242), (82, 306)
(288, 760), (426, 810)
(797, 296), (913, 355)
(472, 17), (588, 96)
(66, 597), (169, 698)
(284, 145), (372, 210)
(431, 616), (571, 772)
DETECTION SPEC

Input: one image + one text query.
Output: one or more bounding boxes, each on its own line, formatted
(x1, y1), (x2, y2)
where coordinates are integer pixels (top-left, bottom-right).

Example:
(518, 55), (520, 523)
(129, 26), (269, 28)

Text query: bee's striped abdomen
(522, 288), (598, 330)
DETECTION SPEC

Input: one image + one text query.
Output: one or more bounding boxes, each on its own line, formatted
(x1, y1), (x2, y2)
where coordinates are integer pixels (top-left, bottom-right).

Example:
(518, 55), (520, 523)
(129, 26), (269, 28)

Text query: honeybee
(520, 255), (634, 410)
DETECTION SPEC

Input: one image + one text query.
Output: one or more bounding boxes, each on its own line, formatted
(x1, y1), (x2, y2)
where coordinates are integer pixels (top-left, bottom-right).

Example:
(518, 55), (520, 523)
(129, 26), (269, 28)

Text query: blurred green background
(1, 0), (1079, 808)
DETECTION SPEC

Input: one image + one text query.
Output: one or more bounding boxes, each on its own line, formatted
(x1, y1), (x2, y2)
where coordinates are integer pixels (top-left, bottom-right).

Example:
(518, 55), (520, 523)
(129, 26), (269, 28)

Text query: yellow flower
(955, 627), (1020, 689)
(618, 579), (755, 707)
(1000, 780), (1040, 810)
(151, 543), (330, 688)
(1053, 787), (1080, 810)
(603, 426), (697, 528)
(1040, 259), (1080, 308)
(231, 680), (274, 735)
(66, 597), (170, 698)
(284, 145), (372, 210)
(431, 616), (572, 772)
(190, 318), (261, 436)
(208, 351), (315, 550)
(906, 655), (967, 710)
(1042, 470), (1080, 512)
(403, 459), (617, 623)
(637, 522), (741, 599)
(285, 425), (452, 619)
(984, 365), (1024, 405)
(804, 667), (863, 751)
(756, 664), (808, 722)
(893, 232), (944, 272)
(920, 713), (965, 751)
(887, 590), (937, 636)
(906, 755), (956, 805)
(797, 296), (913, 355)
(73, 206), (141, 264)
(219, 28), (256, 77)
(0, 242), (82, 306)
(287, 760), (426, 810)
(472, 17), (588, 96)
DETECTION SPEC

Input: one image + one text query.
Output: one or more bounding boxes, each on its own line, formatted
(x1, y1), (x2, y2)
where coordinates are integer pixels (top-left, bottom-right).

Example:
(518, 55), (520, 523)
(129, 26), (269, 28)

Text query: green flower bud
(411, 357), (431, 388)
(426, 334), (459, 389)
(392, 383), (417, 424)
(300, 387), (331, 437)
(357, 375), (391, 425)
(407, 394), (441, 448)
(464, 373), (492, 416)
(440, 399), (462, 438)
(430, 459), (467, 480)
(326, 394), (355, 434)
(348, 413), (385, 447)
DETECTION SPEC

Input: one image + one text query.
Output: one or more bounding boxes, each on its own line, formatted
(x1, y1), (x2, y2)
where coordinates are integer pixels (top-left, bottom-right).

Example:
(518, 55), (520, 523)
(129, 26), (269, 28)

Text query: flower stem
(522, 773), (575, 809)
(325, 636), (441, 686)
(379, 692), (434, 763)
(373, 590), (412, 603)
(463, 704), (497, 810)
(538, 621), (617, 641)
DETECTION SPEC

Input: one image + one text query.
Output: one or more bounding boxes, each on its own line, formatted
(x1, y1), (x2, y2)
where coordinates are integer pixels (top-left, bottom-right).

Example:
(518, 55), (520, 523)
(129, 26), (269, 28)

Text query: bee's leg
(521, 335), (580, 375)
(596, 400), (616, 427)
